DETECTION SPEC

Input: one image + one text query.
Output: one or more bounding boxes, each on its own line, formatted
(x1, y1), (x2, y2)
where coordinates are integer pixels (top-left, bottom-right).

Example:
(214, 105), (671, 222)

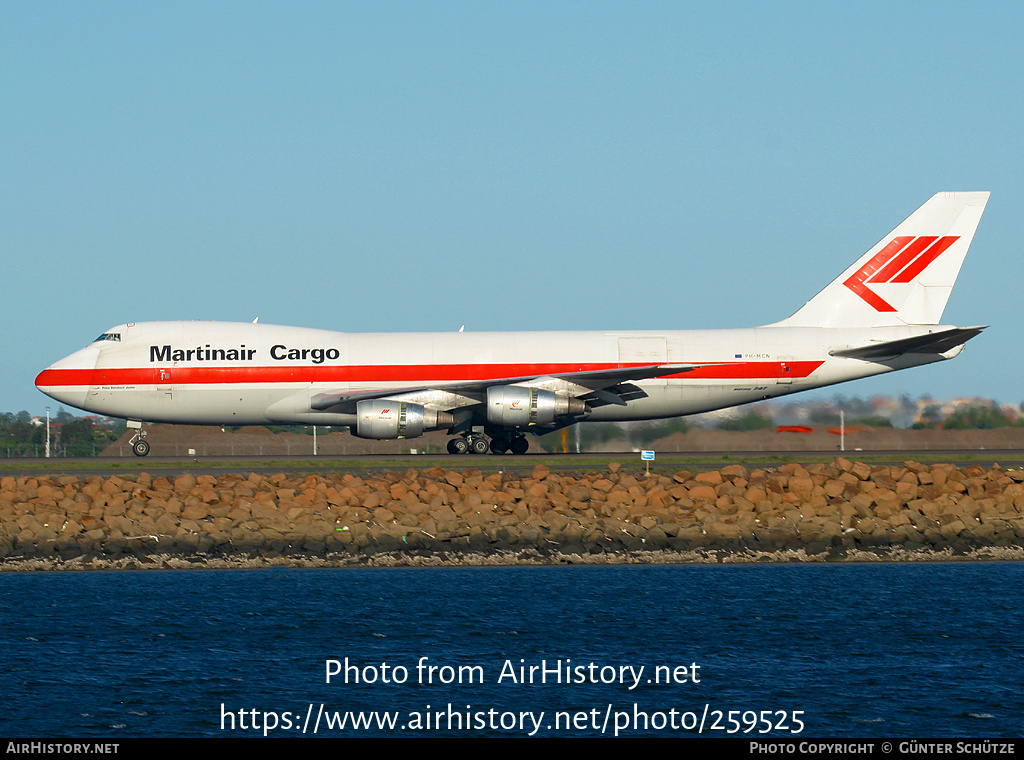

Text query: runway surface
(3, 450), (1024, 478)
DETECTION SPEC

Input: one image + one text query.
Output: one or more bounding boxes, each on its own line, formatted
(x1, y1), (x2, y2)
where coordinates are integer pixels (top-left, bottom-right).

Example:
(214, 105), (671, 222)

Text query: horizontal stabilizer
(829, 326), (986, 360)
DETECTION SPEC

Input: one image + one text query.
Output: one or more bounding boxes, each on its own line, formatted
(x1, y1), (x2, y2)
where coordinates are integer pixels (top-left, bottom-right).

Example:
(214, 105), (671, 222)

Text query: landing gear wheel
(510, 435), (529, 455)
(447, 437), (470, 455)
(132, 439), (151, 457)
(469, 436), (490, 455)
(490, 437), (509, 454)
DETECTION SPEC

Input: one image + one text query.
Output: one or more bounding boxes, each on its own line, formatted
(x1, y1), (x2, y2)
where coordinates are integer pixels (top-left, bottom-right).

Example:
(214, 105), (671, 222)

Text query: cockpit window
(93, 333), (121, 342)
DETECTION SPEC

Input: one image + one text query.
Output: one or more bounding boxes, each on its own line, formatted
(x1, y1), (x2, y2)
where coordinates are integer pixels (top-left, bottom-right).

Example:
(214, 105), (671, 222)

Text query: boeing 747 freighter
(36, 192), (990, 455)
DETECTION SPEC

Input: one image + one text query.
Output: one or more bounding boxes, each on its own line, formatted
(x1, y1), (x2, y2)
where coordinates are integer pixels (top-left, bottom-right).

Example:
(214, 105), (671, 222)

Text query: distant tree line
(717, 411), (775, 431)
(1, 409), (125, 458)
(538, 399), (1023, 452)
(913, 403), (1023, 430)
(3, 397), (1022, 457)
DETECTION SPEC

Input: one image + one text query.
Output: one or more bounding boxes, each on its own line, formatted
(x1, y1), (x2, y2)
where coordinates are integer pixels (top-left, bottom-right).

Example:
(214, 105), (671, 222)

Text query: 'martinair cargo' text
(149, 345), (341, 363)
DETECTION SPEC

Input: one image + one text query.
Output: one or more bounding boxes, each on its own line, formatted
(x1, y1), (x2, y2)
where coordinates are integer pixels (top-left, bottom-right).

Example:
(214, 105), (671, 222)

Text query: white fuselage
(35, 320), (953, 427)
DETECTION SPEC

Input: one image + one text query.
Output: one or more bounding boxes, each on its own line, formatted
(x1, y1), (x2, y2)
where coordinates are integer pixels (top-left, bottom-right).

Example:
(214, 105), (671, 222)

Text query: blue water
(2, 564), (1022, 737)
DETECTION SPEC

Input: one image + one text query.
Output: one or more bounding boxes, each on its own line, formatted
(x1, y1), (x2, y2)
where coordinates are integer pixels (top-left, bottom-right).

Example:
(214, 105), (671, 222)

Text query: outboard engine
(353, 400), (454, 439)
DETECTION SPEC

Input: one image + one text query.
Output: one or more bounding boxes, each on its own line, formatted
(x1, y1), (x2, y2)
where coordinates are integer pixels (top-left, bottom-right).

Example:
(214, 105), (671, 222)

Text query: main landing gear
(446, 433), (529, 455)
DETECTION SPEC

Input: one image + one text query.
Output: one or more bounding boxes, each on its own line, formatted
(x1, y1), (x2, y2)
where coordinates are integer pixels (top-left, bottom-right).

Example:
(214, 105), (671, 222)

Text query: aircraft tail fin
(777, 192), (989, 327)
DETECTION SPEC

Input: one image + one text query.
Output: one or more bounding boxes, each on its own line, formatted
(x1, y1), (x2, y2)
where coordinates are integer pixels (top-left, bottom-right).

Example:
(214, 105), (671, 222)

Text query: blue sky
(3, 1), (1022, 415)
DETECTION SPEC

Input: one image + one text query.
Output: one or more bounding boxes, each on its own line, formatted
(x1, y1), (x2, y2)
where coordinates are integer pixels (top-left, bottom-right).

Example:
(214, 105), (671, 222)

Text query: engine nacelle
(486, 385), (586, 427)
(353, 400), (454, 439)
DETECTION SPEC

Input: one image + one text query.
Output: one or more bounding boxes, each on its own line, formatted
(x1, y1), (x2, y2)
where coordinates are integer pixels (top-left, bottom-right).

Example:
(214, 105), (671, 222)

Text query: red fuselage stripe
(36, 361), (825, 388)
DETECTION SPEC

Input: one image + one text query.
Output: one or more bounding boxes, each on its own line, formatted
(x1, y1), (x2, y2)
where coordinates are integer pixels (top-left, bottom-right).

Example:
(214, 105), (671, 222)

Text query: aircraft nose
(35, 346), (100, 411)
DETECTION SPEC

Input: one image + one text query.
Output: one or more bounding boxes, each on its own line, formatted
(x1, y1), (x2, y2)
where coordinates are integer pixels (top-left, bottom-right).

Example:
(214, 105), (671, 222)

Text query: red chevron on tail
(843, 235), (960, 312)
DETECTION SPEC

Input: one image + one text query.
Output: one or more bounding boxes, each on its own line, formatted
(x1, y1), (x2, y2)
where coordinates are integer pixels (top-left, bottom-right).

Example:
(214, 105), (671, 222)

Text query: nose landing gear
(127, 420), (150, 457)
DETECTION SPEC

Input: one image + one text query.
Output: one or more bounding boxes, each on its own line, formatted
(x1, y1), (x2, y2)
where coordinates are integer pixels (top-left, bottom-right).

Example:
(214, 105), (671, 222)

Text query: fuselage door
(776, 355), (797, 386)
(157, 368), (173, 399)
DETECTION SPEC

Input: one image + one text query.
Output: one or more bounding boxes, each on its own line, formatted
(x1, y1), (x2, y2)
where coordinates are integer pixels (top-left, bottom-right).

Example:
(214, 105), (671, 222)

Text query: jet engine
(486, 386), (586, 427)
(354, 400), (454, 439)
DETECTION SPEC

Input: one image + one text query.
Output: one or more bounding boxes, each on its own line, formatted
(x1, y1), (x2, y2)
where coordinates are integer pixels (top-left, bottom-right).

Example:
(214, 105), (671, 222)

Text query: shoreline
(3, 458), (1023, 572)
(4, 545), (1024, 572)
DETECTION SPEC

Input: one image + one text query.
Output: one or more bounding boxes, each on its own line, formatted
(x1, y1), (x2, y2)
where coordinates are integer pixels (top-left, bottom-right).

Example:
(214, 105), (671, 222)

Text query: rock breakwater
(3, 459), (1024, 570)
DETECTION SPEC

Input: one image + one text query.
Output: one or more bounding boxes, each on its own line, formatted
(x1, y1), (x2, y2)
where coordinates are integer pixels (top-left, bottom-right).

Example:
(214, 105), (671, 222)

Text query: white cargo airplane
(37, 192), (989, 456)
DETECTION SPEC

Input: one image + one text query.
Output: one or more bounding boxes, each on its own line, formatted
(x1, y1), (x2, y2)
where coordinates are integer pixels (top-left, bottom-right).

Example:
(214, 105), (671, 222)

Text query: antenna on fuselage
(252, 317), (259, 324)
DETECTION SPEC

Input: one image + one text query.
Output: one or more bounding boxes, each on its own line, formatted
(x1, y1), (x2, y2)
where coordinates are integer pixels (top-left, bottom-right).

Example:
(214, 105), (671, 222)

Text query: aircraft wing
(310, 363), (702, 413)
(829, 326), (986, 360)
